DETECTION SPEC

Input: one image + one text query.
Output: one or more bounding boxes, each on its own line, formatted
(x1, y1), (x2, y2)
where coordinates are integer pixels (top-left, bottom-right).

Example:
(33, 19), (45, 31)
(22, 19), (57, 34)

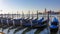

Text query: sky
(0, 0), (60, 14)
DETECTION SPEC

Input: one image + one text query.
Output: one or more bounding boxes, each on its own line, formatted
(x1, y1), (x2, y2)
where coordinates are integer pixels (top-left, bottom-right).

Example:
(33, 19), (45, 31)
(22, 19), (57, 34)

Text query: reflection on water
(50, 30), (59, 34)
(3, 28), (8, 34)
(51, 32), (57, 34)
(34, 28), (46, 34)
(14, 27), (26, 34)
(8, 28), (16, 34)
(0, 26), (59, 34)
(7, 26), (18, 34)
(15, 27), (27, 34)
(40, 28), (50, 34)
(22, 27), (32, 34)
(2, 25), (10, 31)
(26, 29), (37, 34)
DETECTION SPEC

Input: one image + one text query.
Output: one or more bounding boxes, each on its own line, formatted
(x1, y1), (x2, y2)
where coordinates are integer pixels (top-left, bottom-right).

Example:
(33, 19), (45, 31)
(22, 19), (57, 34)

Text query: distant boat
(50, 17), (59, 32)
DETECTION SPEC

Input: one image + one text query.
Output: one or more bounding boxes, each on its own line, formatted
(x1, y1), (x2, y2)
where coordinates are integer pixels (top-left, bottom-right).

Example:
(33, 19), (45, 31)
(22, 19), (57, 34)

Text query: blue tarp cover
(50, 25), (58, 29)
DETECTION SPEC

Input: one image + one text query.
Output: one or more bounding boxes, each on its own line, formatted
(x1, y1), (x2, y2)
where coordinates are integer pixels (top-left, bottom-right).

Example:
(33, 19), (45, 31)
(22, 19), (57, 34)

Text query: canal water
(0, 14), (60, 34)
(0, 27), (59, 34)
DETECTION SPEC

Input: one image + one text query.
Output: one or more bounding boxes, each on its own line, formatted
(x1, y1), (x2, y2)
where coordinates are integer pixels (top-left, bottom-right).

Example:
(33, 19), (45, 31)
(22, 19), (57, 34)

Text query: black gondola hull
(50, 27), (58, 32)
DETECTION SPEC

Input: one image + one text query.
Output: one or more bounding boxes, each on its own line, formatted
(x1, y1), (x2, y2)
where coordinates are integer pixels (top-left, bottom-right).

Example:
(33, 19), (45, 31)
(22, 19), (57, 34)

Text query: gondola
(22, 17), (35, 27)
(7, 18), (13, 26)
(0, 17), (13, 26)
(0, 17), (13, 29)
(50, 17), (59, 32)
(33, 17), (48, 28)
(22, 18), (32, 27)
(13, 18), (22, 26)
(0, 17), (8, 25)
(22, 17), (47, 28)
(12, 18), (30, 26)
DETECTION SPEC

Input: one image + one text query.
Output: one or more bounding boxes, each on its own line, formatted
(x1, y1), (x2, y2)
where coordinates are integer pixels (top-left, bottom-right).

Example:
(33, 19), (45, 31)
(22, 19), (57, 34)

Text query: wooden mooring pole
(47, 9), (50, 34)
